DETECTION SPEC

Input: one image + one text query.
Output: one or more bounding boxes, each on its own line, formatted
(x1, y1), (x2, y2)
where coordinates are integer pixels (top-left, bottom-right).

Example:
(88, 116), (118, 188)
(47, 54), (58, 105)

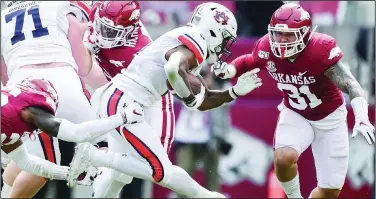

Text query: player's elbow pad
(164, 51), (191, 98)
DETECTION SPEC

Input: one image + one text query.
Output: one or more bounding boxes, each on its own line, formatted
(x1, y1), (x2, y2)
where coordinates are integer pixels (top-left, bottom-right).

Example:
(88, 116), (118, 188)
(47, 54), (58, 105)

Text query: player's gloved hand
(120, 102), (144, 125)
(83, 22), (100, 55)
(229, 68), (262, 99)
(352, 120), (375, 144)
(212, 61), (236, 79)
(351, 97), (375, 144)
(183, 84), (206, 110)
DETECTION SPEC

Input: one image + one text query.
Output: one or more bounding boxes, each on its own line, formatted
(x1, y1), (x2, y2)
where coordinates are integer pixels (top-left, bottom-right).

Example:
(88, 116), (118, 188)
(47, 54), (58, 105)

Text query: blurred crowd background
(1, 1), (374, 198)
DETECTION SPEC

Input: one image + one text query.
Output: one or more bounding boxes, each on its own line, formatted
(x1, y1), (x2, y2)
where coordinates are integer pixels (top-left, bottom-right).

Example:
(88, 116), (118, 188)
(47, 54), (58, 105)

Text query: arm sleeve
(231, 38), (262, 78)
(56, 114), (123, 143)
(231, 53), (257, 78)
(7, 144), (69, 180)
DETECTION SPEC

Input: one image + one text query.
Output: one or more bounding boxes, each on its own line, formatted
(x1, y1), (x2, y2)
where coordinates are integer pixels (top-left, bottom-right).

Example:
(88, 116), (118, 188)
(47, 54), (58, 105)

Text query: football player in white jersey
(0, 1), (138, 198)
(69, 2), (262, 198)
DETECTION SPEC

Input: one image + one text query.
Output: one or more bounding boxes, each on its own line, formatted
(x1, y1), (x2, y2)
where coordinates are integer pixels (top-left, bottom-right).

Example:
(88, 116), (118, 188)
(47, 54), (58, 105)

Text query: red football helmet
(69, 1), (92, 23)
(18, 77), (59, 110)
(268, 3), (313, 59)
(92, 1), (141, 48)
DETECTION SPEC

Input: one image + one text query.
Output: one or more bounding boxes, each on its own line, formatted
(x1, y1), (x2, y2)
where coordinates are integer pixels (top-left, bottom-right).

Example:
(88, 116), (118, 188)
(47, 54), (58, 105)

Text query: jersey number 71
(5, 5), (49, 45)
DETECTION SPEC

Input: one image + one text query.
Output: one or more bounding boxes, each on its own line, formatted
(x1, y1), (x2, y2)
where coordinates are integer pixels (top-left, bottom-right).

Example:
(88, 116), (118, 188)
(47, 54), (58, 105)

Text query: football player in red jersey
(80, 1), (178, 197)
(213, 3), (375, 198)
(1, 77), (144, 197)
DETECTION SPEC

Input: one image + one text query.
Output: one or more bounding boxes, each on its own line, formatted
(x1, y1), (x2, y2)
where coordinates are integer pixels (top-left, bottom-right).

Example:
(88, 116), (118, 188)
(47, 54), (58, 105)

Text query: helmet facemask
(93, 10), (137, 48)
(216, 29), (236, 63)
(268, 24), (310, 59)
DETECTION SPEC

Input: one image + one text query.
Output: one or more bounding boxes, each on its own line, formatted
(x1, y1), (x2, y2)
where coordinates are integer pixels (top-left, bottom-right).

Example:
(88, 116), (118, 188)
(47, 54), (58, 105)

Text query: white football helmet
(187, 2), (237, 63)
(69, 1), (92, 23)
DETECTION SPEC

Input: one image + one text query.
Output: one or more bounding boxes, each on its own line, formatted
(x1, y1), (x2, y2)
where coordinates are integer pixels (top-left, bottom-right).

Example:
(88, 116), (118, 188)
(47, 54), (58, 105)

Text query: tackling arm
(213, 54), (255, 79)
(67, 14), (93, 77)
(2, 140), (69, 180)
(22, 106), (125, 143)
(1, 56), (8, 85)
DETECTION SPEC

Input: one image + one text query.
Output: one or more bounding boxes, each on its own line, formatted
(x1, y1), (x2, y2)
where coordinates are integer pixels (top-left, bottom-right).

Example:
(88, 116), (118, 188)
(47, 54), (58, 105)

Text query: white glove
(229, 68), (262, 99)
(351, 97), (375, 144)
(83, 22), (100, 55)
(184, 84), (206, 110)
(212, 61), (236, 79)
(352, 121), (375, 144)
(120, 102), (144, 125)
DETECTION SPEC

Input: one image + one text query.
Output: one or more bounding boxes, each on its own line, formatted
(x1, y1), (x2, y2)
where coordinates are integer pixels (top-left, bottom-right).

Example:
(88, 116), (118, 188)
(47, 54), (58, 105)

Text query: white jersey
(1, 1), (77, 77)
(112, 26), (208, 106)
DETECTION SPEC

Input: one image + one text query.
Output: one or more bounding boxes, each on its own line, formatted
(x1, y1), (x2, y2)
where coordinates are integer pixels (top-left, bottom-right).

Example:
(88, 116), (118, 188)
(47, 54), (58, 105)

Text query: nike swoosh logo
(133, 109), (142, 116)
(299, 71), (307, 76)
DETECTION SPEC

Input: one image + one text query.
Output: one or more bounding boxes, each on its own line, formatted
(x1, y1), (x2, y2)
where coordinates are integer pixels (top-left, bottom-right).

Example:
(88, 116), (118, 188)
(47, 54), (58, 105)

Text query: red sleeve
(320, 37), (343, 69)
(231, 38), (263, 78)
(231, 54), (257, 78)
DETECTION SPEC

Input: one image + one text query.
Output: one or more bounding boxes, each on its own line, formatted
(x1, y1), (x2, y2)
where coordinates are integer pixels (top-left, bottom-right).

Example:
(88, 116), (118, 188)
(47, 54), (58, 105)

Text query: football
(166, 73), (203, 99)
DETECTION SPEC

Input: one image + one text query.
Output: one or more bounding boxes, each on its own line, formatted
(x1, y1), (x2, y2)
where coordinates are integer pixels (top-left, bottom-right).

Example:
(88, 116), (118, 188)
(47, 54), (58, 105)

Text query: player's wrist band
(229, 88), (238, 99)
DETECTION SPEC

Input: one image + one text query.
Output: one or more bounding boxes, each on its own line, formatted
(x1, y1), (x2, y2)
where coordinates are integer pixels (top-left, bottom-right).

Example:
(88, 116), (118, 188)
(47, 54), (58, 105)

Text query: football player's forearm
(1, 56), (8, 85)
(164, 52), (193, 98)
(324, 61), (366, 100)
(230, 54), (253, 78)
(7, 144), (68, 180)
(198, 89), (234, 111)
(55, 114), (124, 142)
(28, 106), (123, 142)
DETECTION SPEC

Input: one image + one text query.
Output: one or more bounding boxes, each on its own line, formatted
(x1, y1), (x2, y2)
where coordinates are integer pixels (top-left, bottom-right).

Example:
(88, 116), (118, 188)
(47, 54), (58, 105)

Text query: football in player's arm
(164, 45), (262, 111)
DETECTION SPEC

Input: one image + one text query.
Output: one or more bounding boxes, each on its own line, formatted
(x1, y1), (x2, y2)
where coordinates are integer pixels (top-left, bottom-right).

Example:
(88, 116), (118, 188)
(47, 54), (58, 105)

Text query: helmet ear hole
(210, 30), (216, 37)
(211, 7), (216, 11)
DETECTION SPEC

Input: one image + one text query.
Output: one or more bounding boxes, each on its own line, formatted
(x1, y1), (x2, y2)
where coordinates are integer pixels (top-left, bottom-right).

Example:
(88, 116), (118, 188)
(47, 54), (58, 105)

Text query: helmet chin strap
(308, 25), (318, 41)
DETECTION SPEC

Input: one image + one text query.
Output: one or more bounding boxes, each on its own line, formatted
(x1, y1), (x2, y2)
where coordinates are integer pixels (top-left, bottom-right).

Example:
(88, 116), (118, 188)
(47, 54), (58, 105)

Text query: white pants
(7, 66), (97, 165)
(274, 104), (349, 189)
(91, 83), (175, 194)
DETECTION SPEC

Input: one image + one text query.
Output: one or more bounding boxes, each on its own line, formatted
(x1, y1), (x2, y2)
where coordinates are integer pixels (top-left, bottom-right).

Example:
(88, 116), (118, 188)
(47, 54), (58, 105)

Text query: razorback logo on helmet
(129, 9), (140, 21)
(213, 10), (229, 25)
(300, 10), (310, 21)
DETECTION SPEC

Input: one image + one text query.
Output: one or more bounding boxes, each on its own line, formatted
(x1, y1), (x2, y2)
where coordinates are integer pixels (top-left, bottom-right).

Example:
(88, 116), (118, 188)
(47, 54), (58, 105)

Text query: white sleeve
(164, 51), (191, 98)
(7, 144), (69, 180)
(57, 114), (124, 143)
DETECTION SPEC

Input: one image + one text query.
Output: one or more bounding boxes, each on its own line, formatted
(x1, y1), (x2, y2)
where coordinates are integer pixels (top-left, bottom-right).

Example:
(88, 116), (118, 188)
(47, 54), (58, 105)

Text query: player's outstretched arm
(325, 60), (375, 144)
(213, 54), (255, 79)
(197, 68), (262, 111)
(2, 140), (69, 180)
(21, 103), (144, 143)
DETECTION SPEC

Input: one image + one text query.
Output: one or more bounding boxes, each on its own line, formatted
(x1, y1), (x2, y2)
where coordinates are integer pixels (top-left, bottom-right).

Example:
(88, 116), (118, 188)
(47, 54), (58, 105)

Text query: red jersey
(93, 23), (152, 81)
(1, 86), (56, 145)
(235, 32), (344, 121)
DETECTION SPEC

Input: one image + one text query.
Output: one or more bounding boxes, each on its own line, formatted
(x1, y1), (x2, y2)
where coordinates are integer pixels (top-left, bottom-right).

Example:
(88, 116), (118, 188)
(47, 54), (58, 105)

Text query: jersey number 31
(5, 5), (49, 45)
